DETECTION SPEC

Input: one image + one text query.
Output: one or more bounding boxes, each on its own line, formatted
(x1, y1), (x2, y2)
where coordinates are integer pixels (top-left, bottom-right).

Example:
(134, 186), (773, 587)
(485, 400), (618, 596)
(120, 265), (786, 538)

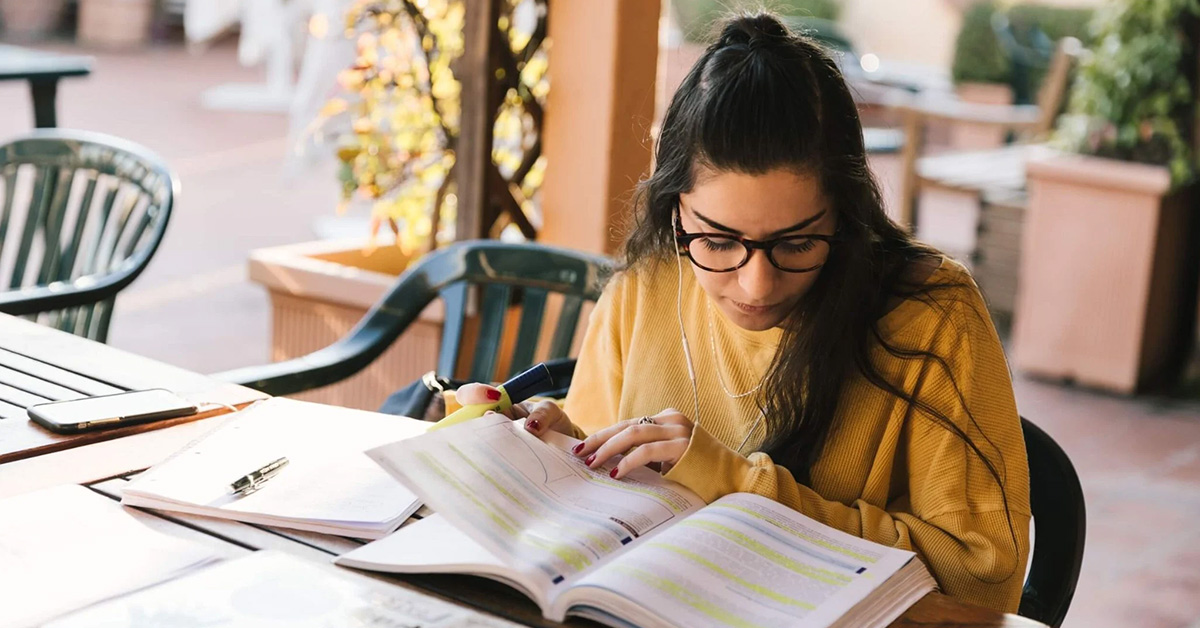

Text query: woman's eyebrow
(693, 208), (827, 236)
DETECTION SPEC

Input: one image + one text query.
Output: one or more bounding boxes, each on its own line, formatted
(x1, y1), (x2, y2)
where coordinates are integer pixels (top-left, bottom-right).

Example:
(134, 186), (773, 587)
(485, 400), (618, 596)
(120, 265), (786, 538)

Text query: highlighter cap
(503, 363), (555, 404)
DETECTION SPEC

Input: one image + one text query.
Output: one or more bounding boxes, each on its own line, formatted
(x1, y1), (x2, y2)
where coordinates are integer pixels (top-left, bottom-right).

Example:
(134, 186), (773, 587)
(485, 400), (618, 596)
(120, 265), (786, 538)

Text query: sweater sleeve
(562, 273), (629, 440)
(664, 295), (1031, 613)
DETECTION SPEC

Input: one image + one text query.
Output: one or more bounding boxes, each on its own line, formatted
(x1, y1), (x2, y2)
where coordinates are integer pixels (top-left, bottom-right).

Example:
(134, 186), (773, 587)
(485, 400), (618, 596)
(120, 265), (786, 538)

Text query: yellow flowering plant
(311, 0), (549, 255)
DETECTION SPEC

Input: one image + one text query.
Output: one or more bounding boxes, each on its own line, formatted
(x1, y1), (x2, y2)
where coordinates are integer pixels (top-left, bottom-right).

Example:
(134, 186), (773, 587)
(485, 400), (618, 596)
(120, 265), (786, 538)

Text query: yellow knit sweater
(562, 257), (1031, 613)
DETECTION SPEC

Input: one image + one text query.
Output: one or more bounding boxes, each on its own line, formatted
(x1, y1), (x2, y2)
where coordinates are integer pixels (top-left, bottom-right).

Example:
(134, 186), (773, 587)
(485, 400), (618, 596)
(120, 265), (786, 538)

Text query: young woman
(457, 12), (1030, 614)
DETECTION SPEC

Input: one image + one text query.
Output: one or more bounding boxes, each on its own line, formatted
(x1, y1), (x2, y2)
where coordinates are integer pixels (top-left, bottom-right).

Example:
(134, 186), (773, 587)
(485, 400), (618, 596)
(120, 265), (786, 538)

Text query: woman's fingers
(573, 410), (685, 457)
(579, 421), (688, 471)
(610, 440), (688, 479)
(454, 383), (504, 406)
(522, 400), (575, 437)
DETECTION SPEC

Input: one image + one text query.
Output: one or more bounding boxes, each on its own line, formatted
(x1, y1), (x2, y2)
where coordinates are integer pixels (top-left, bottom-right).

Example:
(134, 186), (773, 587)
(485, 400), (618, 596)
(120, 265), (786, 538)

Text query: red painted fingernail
(609, 467), (619, 478)
(585, 454), (596, 466)
(528, 419), (541, 431)
(572, 443), (584, 454)
(487, 389), (501, 401)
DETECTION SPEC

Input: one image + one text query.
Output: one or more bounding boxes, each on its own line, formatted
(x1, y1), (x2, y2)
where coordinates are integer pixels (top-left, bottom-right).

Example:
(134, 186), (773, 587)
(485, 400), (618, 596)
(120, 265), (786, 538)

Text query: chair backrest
(427, 241), (610, 382)
(1019, 416), (1086, 627)
(0, 129), (176, 342)
(220, 240), (611, 397)
(1032, 37), (1084, 137)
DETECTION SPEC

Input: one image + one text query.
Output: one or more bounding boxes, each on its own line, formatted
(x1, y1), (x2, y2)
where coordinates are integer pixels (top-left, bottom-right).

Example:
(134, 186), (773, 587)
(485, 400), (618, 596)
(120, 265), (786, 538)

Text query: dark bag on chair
(378, 371), (467, 422)
(378, 358), (578, 422)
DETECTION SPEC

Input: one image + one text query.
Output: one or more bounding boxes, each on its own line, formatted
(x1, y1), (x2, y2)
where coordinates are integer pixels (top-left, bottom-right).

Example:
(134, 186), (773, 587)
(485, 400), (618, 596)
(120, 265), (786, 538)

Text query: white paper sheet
(0, 484), (218, 628)
(45, 550), (524, 628)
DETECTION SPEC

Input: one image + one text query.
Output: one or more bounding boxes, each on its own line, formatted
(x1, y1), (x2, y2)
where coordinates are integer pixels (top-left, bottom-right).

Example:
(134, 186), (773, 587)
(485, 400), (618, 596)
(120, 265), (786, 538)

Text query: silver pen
(229, 456), (289, 496)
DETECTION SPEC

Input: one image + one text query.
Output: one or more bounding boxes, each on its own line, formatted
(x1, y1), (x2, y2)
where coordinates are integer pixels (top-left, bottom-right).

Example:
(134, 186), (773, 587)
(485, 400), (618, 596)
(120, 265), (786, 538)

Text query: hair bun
(717, 13), (791, 52)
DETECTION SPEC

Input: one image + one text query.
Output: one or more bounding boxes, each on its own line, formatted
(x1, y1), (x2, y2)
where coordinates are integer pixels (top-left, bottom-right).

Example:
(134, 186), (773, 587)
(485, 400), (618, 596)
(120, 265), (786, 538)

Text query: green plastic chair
(0, 129), (176, 342)
(217, 240), (612, 396)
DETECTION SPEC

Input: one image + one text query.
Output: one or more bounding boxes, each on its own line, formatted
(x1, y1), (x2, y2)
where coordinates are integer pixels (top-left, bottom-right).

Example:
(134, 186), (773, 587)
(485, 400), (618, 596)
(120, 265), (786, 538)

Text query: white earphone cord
(675, 224), (702, 427)
(674, 214), (764, 454)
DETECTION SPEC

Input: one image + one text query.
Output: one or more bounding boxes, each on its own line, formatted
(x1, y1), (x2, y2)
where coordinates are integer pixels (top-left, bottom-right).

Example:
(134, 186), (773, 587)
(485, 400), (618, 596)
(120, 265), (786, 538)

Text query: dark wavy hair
(622, 12), (1017, 572)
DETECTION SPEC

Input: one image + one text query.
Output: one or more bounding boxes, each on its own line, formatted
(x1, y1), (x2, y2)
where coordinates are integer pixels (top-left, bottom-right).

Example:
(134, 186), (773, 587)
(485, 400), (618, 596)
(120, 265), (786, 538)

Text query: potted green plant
(1013, 0), (1200, 394)
(949, 1), (1017, 148)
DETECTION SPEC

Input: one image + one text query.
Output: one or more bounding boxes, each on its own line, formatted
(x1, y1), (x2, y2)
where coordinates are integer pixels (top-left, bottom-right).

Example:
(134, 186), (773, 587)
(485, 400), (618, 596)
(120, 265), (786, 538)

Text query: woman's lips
(730, 300), (779, 315)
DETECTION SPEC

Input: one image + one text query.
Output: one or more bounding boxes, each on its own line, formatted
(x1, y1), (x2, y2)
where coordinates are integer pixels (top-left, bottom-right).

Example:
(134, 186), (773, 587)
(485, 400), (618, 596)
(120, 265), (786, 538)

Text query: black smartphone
(28, 388), (198, 434)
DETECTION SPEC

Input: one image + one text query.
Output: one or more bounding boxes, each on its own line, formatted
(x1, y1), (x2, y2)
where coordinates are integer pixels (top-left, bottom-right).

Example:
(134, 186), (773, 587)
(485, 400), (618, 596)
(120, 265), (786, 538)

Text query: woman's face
(677, 167), (835, 331)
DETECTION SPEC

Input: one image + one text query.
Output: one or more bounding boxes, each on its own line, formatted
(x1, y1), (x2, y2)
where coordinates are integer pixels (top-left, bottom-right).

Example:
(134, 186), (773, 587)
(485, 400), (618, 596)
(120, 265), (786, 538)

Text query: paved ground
(2, 40), (1199, 628)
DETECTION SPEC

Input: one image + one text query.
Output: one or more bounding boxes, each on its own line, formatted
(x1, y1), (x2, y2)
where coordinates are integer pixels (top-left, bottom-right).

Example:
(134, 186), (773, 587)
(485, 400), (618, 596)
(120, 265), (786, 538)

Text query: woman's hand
(454, 383), (576, 437)
(572, 409), (694, 479)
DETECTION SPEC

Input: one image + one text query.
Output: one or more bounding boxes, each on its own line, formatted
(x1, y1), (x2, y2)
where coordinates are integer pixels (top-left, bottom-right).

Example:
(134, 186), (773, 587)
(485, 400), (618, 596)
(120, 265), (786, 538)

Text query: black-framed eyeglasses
(673, 207), (838, 273)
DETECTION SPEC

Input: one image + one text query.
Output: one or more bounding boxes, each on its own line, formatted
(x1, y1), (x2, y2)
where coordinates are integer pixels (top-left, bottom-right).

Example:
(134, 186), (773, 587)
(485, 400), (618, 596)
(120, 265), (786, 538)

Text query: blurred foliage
(952, 1), (1094, 87)
(952, 2), (1010, 85)
(1006, 4), (1093, 43)
(1055, 0), (1200, 185)
(781, 16), (852, 52)
(675, 0), (841, 43)
(306, 0), (548, 254)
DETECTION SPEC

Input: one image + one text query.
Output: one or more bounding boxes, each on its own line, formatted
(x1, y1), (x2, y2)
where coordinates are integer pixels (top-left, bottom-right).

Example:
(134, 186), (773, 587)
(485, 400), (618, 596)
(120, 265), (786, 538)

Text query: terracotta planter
(78, 0), (154, 48)
(951, 82), (1013, 150)
(1013, 150), (1197, 394)
(249, 239), (443, 411)
(0, 0), (66, 40)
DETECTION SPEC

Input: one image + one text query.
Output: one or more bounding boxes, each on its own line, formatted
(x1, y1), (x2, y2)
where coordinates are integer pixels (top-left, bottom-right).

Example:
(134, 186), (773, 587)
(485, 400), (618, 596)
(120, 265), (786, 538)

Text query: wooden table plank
(0, 364), (87, 401)
(0, 347), (126, 396)
(0, 314), (268, 463)
(0, 316), (260, 406)
(0, 381), (52, 407)
(0, 413), (236, 498)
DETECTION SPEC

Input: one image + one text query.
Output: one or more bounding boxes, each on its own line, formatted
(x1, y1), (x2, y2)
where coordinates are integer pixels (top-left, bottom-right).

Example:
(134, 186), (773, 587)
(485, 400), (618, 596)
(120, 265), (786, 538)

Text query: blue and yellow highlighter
(429, 363), (556, 431)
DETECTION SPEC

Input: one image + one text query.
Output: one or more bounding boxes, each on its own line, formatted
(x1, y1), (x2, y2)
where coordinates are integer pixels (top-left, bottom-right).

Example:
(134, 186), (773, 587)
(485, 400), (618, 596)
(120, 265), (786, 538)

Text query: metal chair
(216, 240), (611, 396)
(0, 129), (177, 342)
(1019, 416), (1086, 627)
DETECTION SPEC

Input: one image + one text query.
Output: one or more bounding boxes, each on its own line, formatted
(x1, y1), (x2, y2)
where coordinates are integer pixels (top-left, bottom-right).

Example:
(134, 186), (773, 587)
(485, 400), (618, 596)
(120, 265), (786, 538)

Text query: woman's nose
(737, 250), (778, 302)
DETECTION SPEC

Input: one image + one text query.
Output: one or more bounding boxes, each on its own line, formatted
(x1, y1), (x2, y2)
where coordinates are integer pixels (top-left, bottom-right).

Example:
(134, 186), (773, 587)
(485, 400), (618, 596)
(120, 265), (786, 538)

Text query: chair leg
(898, 109), (925, 234)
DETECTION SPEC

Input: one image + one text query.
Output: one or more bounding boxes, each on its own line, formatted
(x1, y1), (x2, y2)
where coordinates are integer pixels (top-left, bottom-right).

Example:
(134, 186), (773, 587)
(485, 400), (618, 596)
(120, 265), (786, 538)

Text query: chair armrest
(213, 300), (425, 397)
(0, 266), (138, 316)
(213, 248), (447, 397)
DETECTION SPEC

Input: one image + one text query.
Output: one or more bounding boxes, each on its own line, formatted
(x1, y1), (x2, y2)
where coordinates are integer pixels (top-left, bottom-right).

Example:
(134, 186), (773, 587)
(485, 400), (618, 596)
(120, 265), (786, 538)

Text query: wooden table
(0, 44), (93, 128)
(0, 315), (1048, 628)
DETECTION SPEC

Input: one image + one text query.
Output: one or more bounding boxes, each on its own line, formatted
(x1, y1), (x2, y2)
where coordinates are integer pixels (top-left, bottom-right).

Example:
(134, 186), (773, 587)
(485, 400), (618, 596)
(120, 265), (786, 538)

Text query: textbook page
(560, 492), (934, 628)
(0, 485), (218, 628)
(336, 513), (544, 603)
(365, 414), (706, 600)
(122, 398), (427, 538)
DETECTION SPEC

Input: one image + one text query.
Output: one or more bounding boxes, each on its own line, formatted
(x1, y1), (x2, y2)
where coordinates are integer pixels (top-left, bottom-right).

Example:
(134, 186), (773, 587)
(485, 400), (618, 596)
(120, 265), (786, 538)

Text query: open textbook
(121, 397), (427, 538)
(337, 414), (937, 628)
